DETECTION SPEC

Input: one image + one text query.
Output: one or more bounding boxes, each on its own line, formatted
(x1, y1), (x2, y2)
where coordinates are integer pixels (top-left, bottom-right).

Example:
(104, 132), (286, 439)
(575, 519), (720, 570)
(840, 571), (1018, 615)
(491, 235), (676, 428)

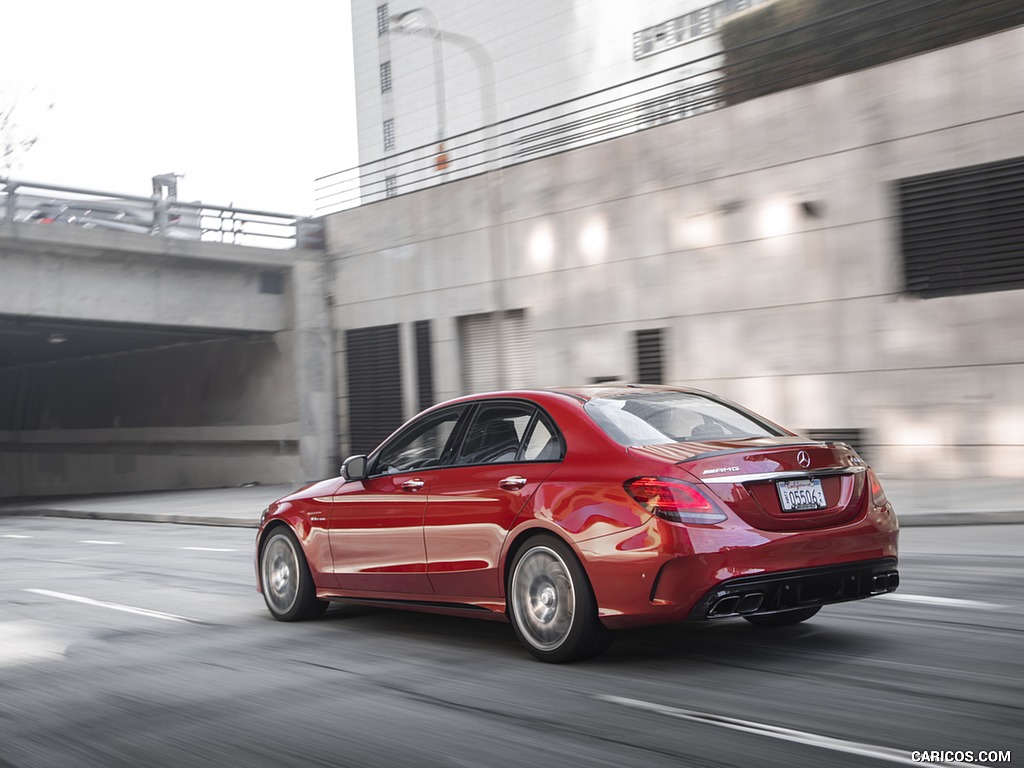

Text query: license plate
(777, 478), (827, 511)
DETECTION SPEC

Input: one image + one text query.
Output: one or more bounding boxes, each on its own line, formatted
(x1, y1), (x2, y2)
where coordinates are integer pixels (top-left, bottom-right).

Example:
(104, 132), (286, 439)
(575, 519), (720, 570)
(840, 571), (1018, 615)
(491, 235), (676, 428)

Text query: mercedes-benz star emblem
(797, 450), (812, 468)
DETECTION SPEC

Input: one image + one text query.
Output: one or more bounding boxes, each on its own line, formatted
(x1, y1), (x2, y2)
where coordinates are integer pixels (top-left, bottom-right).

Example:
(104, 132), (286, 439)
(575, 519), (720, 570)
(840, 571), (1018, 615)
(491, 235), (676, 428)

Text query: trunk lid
(629, 438), (870, 531)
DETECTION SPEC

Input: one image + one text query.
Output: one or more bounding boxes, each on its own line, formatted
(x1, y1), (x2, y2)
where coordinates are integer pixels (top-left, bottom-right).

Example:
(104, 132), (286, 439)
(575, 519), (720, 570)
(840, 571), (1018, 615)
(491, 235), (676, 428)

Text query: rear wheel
(508, 535), (610, 663)
(743, 606), (821, 627)
(259, 527), (328, 621)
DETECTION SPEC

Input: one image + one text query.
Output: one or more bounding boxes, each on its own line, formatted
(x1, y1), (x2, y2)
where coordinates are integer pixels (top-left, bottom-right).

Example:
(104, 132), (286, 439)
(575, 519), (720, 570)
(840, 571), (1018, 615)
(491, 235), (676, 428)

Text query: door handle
(401, 479), (425, 492)
(499, 475), (528, 491)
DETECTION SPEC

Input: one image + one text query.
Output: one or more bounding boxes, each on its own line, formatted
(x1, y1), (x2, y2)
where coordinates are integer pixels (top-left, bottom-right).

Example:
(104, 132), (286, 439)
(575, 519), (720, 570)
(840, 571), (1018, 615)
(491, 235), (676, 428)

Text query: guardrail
(0, 177), (324, 250)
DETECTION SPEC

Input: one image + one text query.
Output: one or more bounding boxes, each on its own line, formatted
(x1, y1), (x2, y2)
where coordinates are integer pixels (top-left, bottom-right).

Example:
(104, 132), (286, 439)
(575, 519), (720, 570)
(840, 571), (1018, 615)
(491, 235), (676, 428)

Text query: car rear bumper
(579, 503), (898, 629)
(687, 557), (899, 620)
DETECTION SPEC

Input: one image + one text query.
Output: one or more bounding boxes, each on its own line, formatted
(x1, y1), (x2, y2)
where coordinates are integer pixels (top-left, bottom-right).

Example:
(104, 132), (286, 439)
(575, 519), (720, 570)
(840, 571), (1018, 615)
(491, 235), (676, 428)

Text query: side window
(457, 404), (533, 465)
(522, 413), (562, 461)
(373, 408), (465, 474)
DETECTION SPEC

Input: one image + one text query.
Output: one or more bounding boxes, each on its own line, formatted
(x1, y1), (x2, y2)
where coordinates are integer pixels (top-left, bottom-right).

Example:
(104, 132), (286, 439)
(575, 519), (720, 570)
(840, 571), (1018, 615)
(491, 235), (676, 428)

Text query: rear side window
(456, 403), (563, 465)
(522, 413), (561, 461)
(585, 392), (779, 446)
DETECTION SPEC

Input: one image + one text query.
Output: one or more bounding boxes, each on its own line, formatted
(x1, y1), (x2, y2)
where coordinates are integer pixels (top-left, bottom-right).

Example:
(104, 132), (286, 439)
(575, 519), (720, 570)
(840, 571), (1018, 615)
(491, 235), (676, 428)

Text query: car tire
(259, 527), (329, 621)
(508, 535), (611, 663)
(743, 606), (821, 627)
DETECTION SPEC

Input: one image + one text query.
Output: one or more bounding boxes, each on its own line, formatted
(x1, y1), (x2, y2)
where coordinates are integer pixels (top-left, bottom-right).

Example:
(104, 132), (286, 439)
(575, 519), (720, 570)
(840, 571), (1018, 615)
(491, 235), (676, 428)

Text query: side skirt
(317, 592), (509, 622)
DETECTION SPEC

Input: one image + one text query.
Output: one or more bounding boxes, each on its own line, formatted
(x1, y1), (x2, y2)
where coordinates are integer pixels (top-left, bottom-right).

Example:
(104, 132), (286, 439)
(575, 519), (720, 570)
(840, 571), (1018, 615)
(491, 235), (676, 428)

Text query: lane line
(878, 593), (1004, 609)
(24, 589), (209, 625)
(181, 547), (238, 552)
(80, 540), (123, 545)
(2, 534), (32, 539)
(599, 695), (974, 767)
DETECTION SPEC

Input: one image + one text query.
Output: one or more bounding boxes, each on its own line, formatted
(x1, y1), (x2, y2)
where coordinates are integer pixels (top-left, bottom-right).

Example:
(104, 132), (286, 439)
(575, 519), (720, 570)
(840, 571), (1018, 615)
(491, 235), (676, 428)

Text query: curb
(897, 510), (1024, 527)
(0, 508), (259, 528)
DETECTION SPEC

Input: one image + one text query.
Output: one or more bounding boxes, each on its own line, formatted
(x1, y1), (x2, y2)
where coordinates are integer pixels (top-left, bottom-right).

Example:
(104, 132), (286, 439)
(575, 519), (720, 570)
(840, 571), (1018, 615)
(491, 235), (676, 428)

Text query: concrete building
(326, 24), (1024, 480)
(338, 0), (769, 206)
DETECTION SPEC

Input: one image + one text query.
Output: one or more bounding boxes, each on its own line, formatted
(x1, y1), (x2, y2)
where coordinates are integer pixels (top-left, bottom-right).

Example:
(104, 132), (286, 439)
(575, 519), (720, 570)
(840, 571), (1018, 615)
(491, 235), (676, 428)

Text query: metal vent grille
(414, 319), (434, 410)
(258, 271), (284, 295)
(899, 156), (1024, 298)
(635, 328), (665, 384)
(345, 324), (403, 455)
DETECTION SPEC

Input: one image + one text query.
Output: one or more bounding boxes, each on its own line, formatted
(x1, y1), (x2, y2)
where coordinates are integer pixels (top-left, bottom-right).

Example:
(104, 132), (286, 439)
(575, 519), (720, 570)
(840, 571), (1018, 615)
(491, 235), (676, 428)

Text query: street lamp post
(390, 8), (449, 174)
(390, 8), (509, 389)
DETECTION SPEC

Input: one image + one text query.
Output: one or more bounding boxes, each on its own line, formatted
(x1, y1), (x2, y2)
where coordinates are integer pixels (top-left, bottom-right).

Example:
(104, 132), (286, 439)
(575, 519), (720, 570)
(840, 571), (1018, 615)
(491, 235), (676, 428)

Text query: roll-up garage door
(457, 309), (530, 393)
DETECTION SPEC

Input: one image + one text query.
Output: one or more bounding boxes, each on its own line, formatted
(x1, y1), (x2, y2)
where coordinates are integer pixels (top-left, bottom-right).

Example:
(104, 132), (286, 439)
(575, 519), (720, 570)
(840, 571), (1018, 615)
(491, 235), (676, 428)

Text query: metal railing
(0, 177), (324, 250)
(314, 0), (1024, 214)
(314, 61), (724, 213)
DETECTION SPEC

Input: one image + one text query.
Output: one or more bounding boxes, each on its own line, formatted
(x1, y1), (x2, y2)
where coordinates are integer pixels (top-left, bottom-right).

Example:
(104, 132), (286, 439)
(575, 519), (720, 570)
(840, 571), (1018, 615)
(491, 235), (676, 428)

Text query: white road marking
(878, 593), (1004, 609)
(1, 534), (31, 539)
(79, 540), (122, 545)
(600, 695), (973, 767)
(25, 589), (208, 625)
(181, 547), (237, 552)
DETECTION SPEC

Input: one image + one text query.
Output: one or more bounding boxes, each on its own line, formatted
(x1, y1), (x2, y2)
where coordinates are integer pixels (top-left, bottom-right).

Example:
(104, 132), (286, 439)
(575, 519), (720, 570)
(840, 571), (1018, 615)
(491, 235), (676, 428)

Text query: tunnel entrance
(0, 315), (301, 498)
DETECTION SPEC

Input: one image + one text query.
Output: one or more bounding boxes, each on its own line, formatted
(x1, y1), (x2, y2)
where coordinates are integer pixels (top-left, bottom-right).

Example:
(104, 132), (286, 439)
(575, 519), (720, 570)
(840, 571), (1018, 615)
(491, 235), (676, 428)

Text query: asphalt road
(1, 519), (1021, 768)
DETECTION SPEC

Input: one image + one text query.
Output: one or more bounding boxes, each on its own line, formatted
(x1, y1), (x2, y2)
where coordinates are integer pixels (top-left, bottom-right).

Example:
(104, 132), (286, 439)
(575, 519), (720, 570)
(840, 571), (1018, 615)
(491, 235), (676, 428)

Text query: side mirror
(341, 455), (368, 482)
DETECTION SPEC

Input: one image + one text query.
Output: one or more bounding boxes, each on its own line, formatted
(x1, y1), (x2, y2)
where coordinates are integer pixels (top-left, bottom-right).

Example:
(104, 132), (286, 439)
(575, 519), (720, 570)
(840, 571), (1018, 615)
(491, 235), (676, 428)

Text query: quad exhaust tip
(871, 571), (900, 594)
(709, 592), (764, 617)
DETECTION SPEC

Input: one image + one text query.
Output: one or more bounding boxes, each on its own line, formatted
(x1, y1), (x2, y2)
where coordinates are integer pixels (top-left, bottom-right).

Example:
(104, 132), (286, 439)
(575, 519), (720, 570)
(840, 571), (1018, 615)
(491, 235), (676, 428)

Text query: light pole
(389, 8), (449, 174)
(390, 8), (509, 389)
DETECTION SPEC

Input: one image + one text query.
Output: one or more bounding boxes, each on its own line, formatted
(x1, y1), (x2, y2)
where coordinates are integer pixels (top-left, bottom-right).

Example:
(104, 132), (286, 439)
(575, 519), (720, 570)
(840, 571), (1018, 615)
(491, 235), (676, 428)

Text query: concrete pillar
(291, 257), (338, 482)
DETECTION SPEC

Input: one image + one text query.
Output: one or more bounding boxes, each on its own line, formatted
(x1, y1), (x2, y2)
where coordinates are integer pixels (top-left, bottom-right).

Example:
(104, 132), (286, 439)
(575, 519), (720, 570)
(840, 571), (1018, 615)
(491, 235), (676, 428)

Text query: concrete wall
(0, 223), (295, 331)
(326, 27), (1024, 479)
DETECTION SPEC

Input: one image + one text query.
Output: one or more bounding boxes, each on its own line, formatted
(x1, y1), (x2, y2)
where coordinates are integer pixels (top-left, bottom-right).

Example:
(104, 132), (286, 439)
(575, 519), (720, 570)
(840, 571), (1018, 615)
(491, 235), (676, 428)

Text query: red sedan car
(256, 386), (899, 662)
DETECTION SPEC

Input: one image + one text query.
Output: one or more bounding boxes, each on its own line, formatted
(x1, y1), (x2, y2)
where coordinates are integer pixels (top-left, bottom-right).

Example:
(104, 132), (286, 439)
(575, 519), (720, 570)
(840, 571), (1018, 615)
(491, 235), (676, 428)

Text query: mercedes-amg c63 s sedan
(256, 386), (899, 662)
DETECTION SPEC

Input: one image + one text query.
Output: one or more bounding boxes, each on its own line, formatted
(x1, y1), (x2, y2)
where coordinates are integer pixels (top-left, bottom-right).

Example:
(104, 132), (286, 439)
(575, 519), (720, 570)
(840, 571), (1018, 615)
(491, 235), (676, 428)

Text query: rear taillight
(624, 477), (727, 525)
(867, 469), (887, 505)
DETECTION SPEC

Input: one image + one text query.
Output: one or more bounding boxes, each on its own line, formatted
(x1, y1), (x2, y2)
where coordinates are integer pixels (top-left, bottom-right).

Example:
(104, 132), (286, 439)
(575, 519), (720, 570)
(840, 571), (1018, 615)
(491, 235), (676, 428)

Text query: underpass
(0, 189), (335, 498)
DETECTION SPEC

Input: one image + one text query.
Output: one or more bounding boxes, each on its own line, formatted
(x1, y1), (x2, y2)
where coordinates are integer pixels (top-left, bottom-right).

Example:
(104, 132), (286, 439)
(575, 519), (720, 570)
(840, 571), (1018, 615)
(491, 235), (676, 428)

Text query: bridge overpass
(0, 187), (334, 499)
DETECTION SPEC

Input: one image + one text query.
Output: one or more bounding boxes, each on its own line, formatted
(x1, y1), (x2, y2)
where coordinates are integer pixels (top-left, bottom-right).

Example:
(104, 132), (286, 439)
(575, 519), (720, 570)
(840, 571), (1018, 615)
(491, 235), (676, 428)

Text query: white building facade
(334, 0), (768, 207)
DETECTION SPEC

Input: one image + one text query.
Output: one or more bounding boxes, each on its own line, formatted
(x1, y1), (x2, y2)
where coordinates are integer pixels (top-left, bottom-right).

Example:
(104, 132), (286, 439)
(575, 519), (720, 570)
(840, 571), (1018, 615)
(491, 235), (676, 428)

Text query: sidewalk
(882, 477), (1024, 526)
(0, 484), (291, 528)
(0, 478), (1023, 528)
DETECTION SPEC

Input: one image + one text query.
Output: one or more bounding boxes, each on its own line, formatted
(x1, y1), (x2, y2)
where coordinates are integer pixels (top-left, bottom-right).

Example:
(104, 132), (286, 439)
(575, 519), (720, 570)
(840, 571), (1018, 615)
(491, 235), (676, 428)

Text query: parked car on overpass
(20, 198), (201, 239)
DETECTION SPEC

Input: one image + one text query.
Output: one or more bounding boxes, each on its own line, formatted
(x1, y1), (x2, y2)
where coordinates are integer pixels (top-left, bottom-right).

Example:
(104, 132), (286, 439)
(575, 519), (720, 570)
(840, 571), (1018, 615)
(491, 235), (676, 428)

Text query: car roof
(435, 384), (711, 408)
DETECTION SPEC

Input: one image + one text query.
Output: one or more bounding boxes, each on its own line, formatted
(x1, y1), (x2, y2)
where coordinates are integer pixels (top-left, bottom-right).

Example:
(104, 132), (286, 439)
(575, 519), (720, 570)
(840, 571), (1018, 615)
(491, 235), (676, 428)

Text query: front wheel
(259, 527), (328, 621)
(743, 606), (821, 627)
(508, 535), (610, 663)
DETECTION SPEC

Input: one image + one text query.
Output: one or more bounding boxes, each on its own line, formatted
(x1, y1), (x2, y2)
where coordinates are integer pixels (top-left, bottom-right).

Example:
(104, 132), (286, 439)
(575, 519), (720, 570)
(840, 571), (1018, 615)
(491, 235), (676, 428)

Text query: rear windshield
(584, 392), (780, 446)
